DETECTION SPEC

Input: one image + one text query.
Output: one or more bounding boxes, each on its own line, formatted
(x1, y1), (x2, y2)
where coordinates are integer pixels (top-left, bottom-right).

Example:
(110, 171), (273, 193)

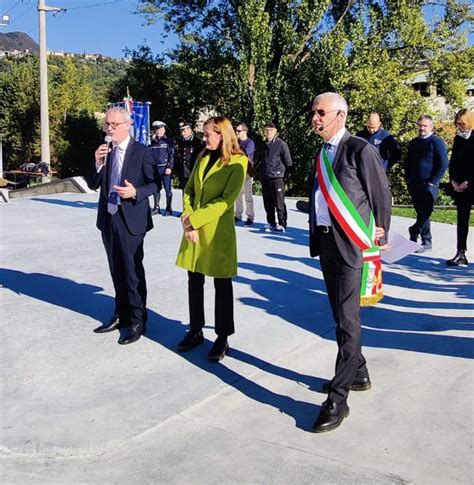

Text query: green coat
(176, 152), (248, 278)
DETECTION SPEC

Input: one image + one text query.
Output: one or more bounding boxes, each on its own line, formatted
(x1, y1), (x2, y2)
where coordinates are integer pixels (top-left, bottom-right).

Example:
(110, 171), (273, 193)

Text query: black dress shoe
(208, 336), (229, 362)
(93, 315), (124, 334)
(322, 375), (371, 394)
(446, 250), (468, 267)
(322, 375), (371, 393)
(177, 330), (204, 352)
(118, 324), (144, 345)
(312, 399), (349, 433)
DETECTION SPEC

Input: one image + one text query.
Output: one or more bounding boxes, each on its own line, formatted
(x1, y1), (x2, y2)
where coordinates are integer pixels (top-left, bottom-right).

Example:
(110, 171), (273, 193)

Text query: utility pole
(1, 15), (9, 175)
(38, 0), (62, 169)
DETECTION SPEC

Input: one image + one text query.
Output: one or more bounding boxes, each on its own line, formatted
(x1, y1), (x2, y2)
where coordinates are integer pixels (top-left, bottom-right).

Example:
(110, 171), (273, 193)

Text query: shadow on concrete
(236, 253), (474, 359)
(32, 198), (99, 210)
(0, 267), (321, 432)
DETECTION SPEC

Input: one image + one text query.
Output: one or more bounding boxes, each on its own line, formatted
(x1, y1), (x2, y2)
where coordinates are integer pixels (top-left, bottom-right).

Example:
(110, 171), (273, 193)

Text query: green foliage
(392, 207), (474, 226)
(0, 56), (40, 165)
(0, 55), (127, 173)
(136, 0), (471, 198)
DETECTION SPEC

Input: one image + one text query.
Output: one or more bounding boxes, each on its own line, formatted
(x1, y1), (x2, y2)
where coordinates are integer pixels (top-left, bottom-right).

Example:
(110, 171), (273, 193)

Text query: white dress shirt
(314, 127), (346, 226)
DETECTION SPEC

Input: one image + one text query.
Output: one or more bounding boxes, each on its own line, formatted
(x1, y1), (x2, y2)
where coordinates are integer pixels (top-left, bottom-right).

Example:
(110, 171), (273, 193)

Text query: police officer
(150, 121), (175, 216)
(175, 122), (204, 190)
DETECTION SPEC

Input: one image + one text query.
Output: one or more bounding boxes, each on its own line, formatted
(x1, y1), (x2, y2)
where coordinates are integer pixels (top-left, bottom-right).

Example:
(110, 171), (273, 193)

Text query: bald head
(366, 113), (381, 134)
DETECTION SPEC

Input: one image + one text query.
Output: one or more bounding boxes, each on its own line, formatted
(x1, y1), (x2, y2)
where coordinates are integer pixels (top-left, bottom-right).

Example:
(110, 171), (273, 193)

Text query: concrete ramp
(8, 176), (94, 199)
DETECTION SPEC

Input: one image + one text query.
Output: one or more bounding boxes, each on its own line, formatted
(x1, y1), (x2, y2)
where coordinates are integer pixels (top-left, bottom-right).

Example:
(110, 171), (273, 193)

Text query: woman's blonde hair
(454, 108), (474, 130)
(202, 116), (243, 165)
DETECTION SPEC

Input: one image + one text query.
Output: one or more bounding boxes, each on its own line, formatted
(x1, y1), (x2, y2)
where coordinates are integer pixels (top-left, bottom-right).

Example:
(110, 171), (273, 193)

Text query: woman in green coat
(176, 116), (248, 362)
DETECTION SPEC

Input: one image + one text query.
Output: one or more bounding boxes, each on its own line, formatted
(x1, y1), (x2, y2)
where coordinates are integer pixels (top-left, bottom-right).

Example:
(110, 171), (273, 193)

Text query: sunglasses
(312, 109), (341, 117)
(235, 129), (246, 133)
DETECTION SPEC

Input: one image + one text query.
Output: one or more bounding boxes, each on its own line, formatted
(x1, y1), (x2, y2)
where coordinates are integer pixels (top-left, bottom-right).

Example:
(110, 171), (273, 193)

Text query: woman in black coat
(446, 108), (474, 266)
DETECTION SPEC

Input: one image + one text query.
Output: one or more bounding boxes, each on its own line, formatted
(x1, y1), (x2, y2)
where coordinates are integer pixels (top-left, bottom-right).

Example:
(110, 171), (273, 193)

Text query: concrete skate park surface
(0, 190), (472, 484)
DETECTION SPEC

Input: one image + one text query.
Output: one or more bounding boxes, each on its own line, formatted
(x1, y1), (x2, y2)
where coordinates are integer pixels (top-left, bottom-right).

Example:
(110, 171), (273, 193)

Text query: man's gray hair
(313, 92), (348, 113)
(106, 106), (132, 123)
(418, 114), (434, 126)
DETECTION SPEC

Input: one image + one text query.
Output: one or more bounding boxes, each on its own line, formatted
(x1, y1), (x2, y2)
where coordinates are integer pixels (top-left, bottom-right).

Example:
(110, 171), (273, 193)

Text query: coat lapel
(198, 153), (223, 184)
(332, 130), (351, 174)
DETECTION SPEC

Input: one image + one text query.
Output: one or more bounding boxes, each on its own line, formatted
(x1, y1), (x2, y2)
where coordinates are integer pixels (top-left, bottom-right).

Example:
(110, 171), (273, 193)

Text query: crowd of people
(87, 97), (472, 433)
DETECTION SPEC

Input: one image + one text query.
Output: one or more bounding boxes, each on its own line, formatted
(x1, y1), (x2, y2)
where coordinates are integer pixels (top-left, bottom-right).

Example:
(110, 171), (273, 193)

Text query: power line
(4, 1), (22, 15)
(6, 4), (36, 27)
(66, 0), (127, 11)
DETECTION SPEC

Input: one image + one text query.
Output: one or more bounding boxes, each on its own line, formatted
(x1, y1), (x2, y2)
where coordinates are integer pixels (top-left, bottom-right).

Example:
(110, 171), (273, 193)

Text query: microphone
(104, 135), (112, 164)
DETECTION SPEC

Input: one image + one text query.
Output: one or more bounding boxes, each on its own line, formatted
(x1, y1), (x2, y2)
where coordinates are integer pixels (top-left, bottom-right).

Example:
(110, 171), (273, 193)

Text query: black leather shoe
(177, 330), (204, 352)
(446, 250), (468, 267)
(322, 375), (371, 393)
(93, 315), (124, 334)
(312, 399), (349, 433)
(118, 324), (144, 345)
(244, 218), (254, 226)
(208, 336), (229, 362)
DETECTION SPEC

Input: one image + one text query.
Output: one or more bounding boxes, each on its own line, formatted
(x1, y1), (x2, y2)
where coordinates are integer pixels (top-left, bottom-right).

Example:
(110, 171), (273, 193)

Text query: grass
(391, 207), (474, 226)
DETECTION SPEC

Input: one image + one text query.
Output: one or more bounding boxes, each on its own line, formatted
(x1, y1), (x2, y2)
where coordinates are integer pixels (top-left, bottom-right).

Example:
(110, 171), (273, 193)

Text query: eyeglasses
(235, 129), (246, 133)
(312, 109), (341, 118)
(103, 121), (129, 130)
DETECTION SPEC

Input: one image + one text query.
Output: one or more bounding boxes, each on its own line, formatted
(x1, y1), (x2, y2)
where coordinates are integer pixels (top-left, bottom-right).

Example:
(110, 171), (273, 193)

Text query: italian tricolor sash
(317, 146), (383, 306)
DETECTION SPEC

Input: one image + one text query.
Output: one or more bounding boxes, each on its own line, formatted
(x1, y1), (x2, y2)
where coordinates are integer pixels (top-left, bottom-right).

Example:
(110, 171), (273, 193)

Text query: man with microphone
(88, 107), (157, 345)
(309, 93), (391, 432)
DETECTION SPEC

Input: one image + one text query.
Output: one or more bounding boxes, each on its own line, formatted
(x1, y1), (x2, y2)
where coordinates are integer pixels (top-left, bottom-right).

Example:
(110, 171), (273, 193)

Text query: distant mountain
(0, 32), (39, 54)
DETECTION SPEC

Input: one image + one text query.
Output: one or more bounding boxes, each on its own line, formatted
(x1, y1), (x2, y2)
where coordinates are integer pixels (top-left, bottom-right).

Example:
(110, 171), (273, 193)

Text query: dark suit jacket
(87, 139), (158, 235)
(309, 131), (392, 268)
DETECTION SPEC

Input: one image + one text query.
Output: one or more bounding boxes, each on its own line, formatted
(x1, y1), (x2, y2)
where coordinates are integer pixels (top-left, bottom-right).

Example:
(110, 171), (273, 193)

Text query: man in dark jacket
(357, 113), (401, 171)
(309, 92), (391, 433)
(405, 115), (449, 252)
(175, 122), (204, 191)
(260, 122), (292, 232)
(150, 120), (175, 216)
(88, 107), (157, 345)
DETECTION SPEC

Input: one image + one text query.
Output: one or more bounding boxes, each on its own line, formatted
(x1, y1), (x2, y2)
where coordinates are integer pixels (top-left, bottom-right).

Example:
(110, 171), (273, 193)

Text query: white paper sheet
(380, 231), (421, 264)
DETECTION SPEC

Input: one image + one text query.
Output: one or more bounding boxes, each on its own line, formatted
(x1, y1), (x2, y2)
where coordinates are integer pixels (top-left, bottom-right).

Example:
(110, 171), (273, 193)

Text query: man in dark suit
(88, 107), (157, 345)
(309, 93), (391, 432)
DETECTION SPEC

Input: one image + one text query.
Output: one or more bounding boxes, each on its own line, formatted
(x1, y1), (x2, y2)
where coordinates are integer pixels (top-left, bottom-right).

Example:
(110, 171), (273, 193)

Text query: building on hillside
(407, 69), (474, 119)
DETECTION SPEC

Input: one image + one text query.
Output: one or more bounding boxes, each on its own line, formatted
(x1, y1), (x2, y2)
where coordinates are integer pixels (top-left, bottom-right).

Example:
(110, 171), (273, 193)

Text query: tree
(0, 56), (40, 167)
(0, 55), (126, 174)
(137, 0), (472, 198)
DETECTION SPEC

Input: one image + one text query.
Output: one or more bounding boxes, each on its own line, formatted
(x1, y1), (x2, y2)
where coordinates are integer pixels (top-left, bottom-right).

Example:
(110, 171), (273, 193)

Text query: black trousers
(262, 178), (287, 227)
(101, 210), (147, 328)
(188, 271), (234, 336)
(454, 190), (473, 250)
(408, 183), (438, 244)
(319, 229), (368, 404)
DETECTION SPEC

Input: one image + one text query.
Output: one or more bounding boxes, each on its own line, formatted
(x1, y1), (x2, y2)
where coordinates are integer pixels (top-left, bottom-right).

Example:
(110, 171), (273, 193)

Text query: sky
(0, 0), (178, 58)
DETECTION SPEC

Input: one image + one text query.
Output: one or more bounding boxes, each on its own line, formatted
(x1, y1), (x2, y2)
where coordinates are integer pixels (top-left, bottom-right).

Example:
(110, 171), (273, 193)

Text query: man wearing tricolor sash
(309, 93), (392, 433)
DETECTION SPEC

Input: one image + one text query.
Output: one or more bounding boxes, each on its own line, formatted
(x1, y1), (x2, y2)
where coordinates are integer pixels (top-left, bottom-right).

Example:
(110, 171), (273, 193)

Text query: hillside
(0, 32), (39, 53)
